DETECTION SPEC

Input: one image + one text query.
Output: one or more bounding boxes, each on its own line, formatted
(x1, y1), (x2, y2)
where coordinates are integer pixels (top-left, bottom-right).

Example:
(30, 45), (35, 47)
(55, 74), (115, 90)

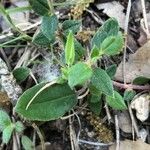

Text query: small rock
(131, 93), (150, 122)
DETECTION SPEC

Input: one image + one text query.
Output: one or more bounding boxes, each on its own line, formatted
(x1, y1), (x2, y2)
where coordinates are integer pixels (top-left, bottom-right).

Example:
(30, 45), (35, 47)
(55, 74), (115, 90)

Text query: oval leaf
(0, 109), (11, 131)
(2, 124), (14, 144)
(68, 62), (93, 88)
(91, 18), (119, 48)
(91, 68), (114, 96)
(62, 20), (81, 34)
(65, 31), (75, 66)
(41, 15), (58, 41)
(29, 0), (49, 16)
(101, 33), (124, 56)
(15, 83), (77, 121)
(13, 67), (30, 83)
(106, 64), (117, 79)
(124, 89), (136, 102)
(15, 121), (25, 133)
(21, 136), (34, 150)
(106, 91), (127, 110)
(88, 101), (102, 115)
(133, 76), (150, 85)
(32, 31), (51, 46)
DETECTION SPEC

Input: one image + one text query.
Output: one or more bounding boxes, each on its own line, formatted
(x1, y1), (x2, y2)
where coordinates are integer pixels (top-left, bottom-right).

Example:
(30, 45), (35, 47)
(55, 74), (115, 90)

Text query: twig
(75, 114), (82, 143)
(128, 103), (140, 138)
(77, 89), (89, 100)
(29, 71), (38, 84)
(141, 0), (150, 38)
(12, 116), (20, 150)
(0, 48), (11, 70)
(32, 123), (45, 150)
(79, 139), (113, 146)
(113, 80), (150, 90)
(104, 102), (112, 123)
(69, 114), (79, 150)
(32, 130), (36, 150)
(61, 103), (88, 120)
(123, 0), (131, 84)
(14, 48), (31, 69)
(115, 115), (120, 150)
(0, 21), (41, 41)
(85, 9), (103, 25)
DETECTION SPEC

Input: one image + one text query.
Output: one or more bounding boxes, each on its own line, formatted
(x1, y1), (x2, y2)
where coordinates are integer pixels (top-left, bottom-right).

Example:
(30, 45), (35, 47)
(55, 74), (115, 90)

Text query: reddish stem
(112, 81), (150, 90)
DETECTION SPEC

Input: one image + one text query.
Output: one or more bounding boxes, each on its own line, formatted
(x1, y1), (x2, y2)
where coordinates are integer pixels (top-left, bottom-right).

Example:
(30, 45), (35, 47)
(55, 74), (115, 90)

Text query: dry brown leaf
(96, 1), (125, 29)
(115, 40), (150, 83)
(109, 139), (150, 150)
(117, 111), (132, 133)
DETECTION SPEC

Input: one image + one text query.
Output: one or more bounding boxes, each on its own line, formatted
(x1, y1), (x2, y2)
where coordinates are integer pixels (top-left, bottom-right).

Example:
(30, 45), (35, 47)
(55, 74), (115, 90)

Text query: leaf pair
(0, 110), (24, 144)
(91, 18), (124, 60)
(33, 14), (58, 46)
(91, 68), (127, 110)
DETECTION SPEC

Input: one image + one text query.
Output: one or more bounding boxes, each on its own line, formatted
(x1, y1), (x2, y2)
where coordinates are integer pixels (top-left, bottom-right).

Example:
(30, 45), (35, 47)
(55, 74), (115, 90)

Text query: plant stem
(32, 123), (45, 150)
(0, 35), (26, 48)
(0, 3), (32, 41)
(113, 80), (150, 90)
(6, 6), (32, 14)
(47, 0), (54, 14)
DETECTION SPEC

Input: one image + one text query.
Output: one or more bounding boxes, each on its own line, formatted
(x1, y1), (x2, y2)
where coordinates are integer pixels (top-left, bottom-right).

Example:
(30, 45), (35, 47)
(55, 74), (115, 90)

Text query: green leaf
(89, 84), (102, 96)
(13, 67), (30, 83)
(2, 124), (14, 144)
(101, 33), (124, 56)
(41, 15), (58, 41)
(28, 0), (49, 16)
(106, 91), (127, 110)
(15, 121), (25, 133)
(124, 89), (136, 102)
(88, 95), (102, 115)
(106, 64), (117, 79)
(65, 31), (75, 66)
(133, 76), (150, 85)
(0, 109), (11, 131)
(62, 36), (85, 61)
(74, 39), (85, 60)
(91, 68), (114, 96)
(68, 62), (93, 88)
(90, 46), (100, 62)
(62, 20), (81, 34)
(15, 83), (77, 121)
(89, 94), (101, 103)
(92, 18), (119, 48)
(32, 31), (51, 46)
(21, 136), (34, 150)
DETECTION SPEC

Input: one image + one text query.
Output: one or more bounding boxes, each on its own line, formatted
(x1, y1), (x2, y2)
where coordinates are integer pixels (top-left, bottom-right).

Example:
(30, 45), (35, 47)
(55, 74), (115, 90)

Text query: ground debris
(115, 40), (150, 83)
(0, 57), (22, 105)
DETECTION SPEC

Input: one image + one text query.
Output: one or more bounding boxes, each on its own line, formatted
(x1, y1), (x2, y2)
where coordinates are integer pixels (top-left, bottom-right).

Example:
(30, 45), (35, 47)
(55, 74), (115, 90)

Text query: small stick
(123, 0), (131, 84)
(79, 139), (113, 146)
(77, 89), (89, 100)
(104, 102), (112, 123)
(113, 80), (150, 90)
(32, 123), (45, 150)
(115, 115), (120, 150)
(128, 103), (140, 138)
(69, 115), (78, 150)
